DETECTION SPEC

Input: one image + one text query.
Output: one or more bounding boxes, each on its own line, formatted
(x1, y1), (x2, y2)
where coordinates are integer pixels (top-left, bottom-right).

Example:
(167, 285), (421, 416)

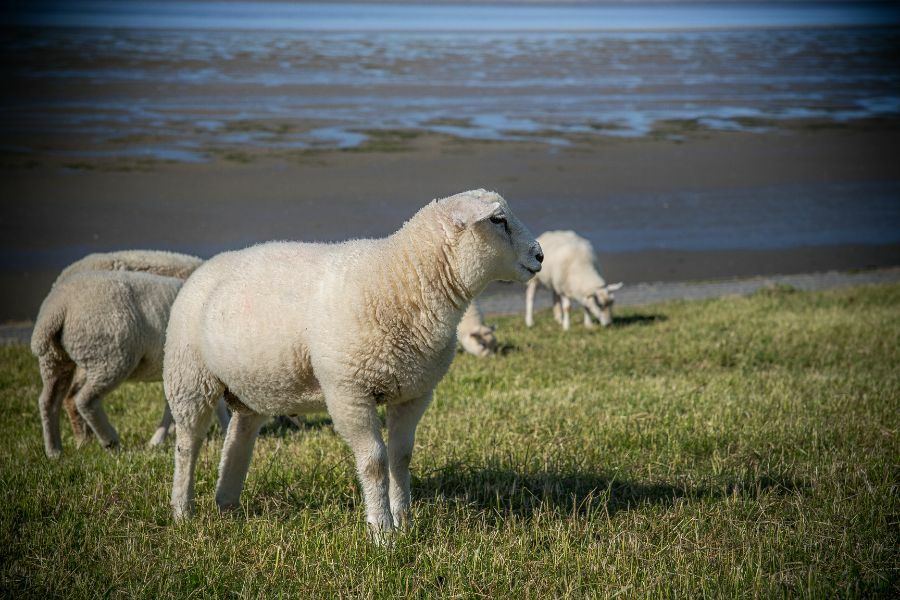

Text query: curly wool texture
(456, 300), (497, 357)
(164, 189), (543, 535)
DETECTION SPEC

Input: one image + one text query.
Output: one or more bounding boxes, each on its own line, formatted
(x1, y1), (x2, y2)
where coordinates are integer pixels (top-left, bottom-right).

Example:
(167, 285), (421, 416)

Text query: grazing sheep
(456, 300), (498, 357)
(164, 189), (543, 539)
(52, 250), (205, 445)
(31, 270), (229, 458)
(524, 230), (623, 331)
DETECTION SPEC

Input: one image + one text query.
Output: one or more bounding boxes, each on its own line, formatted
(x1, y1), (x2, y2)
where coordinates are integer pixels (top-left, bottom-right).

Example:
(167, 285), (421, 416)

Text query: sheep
(524, 230), (623, 331)
(31, 270), (229, 458)
(456, 300), (498, 357)
(50, 250), (205, 445)
(56, 249), (203, 283)
(163, 189), (543, 540)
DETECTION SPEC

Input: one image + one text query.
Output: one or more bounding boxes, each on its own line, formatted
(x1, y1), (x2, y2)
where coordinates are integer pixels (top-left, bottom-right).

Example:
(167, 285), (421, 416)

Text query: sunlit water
(1, 3), (899, 156)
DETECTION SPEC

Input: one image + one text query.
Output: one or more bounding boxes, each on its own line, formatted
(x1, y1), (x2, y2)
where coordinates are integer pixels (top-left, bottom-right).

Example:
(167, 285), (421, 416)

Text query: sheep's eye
(489, 215), (506, 225)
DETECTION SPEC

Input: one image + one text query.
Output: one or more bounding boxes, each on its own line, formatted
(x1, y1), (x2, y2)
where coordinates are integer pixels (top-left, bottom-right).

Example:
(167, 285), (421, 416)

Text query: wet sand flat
(3, 125), (899, 321)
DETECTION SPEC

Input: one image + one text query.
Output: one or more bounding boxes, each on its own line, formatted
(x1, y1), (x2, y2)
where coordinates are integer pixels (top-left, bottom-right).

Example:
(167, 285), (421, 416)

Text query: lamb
(456, 300), (498, 357)
(163, 189), (543, 540)
(50, 250), (206, 446)
(31, 270), (229, 458)
(524, 230), (623, 331)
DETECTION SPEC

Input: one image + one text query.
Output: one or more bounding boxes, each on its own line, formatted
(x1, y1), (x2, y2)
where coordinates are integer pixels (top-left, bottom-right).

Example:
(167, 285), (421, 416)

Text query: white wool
(164, 189), (543, 539)
(456, 300), (497, 357)
(56, 249), (203, 283)
(52, 250), (210, 448)
(33, 252), (226, 457)
(525, 230), (623, 330)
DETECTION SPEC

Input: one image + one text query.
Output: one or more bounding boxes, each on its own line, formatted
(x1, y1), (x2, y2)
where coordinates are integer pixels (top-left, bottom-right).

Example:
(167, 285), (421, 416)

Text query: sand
(3, 124), (899, 321)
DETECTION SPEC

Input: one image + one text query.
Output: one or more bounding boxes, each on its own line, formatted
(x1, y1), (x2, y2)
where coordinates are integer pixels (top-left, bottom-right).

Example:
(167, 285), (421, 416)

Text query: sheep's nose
(535, 250), (544, 263)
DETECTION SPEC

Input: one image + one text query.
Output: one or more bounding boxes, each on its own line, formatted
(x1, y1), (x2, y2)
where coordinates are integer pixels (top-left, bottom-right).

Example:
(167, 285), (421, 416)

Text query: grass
(1, 284), (898, 597)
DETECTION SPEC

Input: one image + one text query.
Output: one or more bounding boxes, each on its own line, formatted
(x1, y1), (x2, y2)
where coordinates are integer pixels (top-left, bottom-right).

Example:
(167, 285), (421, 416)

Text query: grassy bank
(1, 284), (898, 597)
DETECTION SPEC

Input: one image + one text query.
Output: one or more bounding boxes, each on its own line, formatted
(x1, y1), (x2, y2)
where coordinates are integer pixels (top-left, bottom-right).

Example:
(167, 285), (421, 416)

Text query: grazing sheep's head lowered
(584, 282), (624, 327)
(459, 323), (498, 357)
(444, 189), (543, 286)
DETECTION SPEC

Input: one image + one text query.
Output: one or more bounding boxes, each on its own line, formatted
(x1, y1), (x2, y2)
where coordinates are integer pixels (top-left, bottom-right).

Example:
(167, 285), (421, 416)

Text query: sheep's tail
(30, 294), (69, 364)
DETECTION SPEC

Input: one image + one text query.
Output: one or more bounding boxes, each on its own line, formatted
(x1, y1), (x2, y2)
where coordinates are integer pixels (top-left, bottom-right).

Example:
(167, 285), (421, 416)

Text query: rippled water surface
(2, 3), (899, 157)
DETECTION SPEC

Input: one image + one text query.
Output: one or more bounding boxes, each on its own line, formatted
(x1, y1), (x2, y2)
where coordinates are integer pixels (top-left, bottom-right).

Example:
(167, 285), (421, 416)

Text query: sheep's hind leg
(37, 360), (75, 458)
(148, 401), (175, 447)
(63, 369), (93, 446)
(72, 376), (121, 450)
(215, 407), (267, 512)
(387, 394), (431, 530)
(215, 398), (231, 434)
(561, 296), (572, 331)
(525, 279), (538, 327)
(327, 393), (393, 542)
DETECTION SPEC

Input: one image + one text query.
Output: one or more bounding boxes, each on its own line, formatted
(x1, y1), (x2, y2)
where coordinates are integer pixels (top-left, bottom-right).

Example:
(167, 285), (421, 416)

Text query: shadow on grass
(413, 463), (806, 520)
(241, 459), (807, 521)
(259, 414), (333, 437)
(611, 313), (667, 328)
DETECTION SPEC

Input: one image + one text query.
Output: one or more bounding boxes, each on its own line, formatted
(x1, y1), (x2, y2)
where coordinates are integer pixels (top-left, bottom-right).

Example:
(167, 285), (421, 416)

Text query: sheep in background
(51, 250), (205, 445)
(456, 300), (498, 357)
(31, 270), (229, 458)
(56, 249), (203, 283)
(525, 230), (623, 331)
(164, 189), (543, 540)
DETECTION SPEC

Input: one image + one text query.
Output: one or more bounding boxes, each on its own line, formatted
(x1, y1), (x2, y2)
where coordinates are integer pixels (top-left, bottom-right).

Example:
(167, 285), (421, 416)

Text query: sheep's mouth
(519, 263), (540, 275)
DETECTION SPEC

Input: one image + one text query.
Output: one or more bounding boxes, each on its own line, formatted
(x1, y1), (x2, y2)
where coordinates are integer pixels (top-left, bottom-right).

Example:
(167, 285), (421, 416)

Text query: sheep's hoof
(367, 522), (397, 547)
(147, 429), (168, 448)
(45, 448), (62, 460)
(102, 439), (121, 451)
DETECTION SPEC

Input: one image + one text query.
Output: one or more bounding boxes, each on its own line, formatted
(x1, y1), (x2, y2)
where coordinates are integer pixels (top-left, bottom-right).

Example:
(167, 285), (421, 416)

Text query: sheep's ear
(451, 201), (501, 227)
(606, 282), (624, 292)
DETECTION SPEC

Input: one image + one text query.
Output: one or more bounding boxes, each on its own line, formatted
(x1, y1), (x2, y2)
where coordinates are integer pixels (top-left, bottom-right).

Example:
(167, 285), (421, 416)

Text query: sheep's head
(460, 324), (498, 357)
(584, 282), (624, 327)
(444, 190), (543, 288)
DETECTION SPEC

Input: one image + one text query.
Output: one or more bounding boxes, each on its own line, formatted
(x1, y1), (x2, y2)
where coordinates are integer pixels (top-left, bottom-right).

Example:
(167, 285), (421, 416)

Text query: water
(8, 1), (900, 31)
(2, 24), (899, 157)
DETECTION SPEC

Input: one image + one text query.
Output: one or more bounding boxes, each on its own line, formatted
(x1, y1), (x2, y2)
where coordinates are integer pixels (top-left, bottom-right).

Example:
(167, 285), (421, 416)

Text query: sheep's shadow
(412, 463), (806, 521)
(240, 460), (807, 521)
(611, 313), (667, 328)
(259, 414), (332, 437)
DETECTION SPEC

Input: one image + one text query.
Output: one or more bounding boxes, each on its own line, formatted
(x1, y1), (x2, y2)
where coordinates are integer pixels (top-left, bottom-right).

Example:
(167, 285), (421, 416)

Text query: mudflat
(3, 123), (899, 321)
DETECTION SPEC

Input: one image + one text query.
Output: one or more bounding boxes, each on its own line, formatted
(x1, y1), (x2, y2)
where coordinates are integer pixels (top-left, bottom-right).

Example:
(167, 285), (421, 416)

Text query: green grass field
(1, 284), (898, 597)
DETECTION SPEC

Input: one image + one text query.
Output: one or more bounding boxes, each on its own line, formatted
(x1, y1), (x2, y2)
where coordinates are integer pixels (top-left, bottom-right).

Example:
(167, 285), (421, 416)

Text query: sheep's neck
(374, 224), (471, 352)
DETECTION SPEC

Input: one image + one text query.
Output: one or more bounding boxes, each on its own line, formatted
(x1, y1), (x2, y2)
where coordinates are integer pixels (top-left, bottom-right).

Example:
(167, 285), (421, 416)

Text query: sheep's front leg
(525, 279), (538, 327)
(583, 308), (595, 329)
(387, 394), (431, 530)
(327, 396), (393, 540)
(561, 295), (572, 331)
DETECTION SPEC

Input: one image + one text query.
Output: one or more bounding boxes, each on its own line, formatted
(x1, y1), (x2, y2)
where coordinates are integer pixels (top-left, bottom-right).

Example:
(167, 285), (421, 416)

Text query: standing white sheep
(524, 230), (623, 330)
(31, 270), (229, 458)
(51, 250), (206, 445)
(456, 300), (498, 357)
(164, 189), (543, 539)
